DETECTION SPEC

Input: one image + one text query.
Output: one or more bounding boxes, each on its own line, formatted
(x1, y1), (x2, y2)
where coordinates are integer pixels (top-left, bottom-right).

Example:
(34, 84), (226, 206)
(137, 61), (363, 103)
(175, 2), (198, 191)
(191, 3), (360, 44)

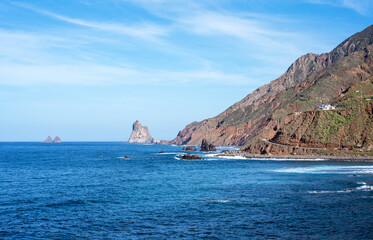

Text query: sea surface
(1, 142), (373, 239)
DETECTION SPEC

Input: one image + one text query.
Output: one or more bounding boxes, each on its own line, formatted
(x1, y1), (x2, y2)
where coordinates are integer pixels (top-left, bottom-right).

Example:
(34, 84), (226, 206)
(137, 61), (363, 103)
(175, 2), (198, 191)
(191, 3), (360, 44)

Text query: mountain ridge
(171, 25), (373, 154)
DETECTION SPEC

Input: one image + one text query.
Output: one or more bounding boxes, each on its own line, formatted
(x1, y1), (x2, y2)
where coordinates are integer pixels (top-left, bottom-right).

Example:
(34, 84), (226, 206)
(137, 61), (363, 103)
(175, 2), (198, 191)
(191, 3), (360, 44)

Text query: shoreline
(218, 151), (373, 162)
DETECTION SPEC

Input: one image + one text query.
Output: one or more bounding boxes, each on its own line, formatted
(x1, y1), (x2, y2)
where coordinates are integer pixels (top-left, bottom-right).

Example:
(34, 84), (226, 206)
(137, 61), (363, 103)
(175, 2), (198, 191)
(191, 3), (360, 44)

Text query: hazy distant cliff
(171, 25), (373, 154)
(128, 120), (159, 144)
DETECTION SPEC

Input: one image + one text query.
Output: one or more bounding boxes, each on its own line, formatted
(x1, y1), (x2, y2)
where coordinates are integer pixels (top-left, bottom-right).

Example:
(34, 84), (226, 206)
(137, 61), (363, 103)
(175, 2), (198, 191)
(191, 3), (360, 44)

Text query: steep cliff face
(53, 136), (62, 143)
(128, 120), (159, 143)
(171, 25), (373, 152)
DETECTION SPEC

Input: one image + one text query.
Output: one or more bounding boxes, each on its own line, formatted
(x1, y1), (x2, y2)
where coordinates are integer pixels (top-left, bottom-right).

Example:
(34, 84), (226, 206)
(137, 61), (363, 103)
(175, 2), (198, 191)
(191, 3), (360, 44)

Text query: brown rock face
(53, 136), (62, 143)
(171, 25), (373, 155)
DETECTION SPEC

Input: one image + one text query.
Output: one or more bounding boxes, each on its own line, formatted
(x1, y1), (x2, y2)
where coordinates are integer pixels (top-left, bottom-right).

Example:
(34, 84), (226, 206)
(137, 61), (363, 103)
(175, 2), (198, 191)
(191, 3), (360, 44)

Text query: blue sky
(0, 0), (372, 141)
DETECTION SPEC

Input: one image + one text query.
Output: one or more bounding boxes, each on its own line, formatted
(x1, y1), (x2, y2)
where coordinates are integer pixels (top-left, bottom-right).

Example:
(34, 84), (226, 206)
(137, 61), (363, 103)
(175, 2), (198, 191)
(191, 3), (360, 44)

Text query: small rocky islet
(43, 136), (62, 143)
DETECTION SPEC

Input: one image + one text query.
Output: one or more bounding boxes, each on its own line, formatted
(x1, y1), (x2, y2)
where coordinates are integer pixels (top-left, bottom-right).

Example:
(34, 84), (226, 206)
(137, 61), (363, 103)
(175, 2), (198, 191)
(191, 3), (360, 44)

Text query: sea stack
(43, 136), (53, 143)
(200, 139), (217, 151)
(128, 120), (159, 143)
(53, 136), (62, 143)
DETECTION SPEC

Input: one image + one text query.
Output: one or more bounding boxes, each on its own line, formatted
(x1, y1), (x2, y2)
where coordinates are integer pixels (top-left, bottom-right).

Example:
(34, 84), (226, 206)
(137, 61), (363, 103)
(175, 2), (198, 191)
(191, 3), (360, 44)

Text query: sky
(0, 0), (373, 141)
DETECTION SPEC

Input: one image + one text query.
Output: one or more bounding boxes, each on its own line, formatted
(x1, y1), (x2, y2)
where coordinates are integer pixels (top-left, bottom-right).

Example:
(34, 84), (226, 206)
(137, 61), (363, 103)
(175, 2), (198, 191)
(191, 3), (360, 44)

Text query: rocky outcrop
(53, 136), (62, 143)
(159, 140), (171, 145)
(171, 25), (373, 155)
(128, 120), (158, 143)
(181, 154), (203, 160)
(200, 139), (217, 151)
(43, 136), (53, 143)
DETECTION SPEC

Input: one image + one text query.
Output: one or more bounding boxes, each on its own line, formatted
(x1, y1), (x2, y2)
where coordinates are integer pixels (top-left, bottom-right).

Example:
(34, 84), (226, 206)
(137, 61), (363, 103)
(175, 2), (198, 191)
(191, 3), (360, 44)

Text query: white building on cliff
(318, 104), (335, 110)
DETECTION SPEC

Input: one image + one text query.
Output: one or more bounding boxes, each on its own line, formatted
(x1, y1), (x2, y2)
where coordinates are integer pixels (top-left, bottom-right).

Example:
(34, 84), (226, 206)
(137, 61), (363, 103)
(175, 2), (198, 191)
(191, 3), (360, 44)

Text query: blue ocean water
(1, 142), (373, 239)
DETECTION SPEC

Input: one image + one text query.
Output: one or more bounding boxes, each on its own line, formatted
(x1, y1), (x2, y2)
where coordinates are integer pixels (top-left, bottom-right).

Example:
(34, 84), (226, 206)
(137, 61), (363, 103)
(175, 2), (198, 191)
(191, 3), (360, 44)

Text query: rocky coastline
(218, 150), (373, 162)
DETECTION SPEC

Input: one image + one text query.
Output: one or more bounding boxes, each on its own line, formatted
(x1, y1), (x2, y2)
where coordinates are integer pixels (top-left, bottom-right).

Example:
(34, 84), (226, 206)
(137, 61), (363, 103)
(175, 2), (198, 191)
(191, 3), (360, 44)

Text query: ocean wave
(156, 152), (180, 155)
(250, 158), (327, 161)
(205, 199), (230, 203)
(204, 153), (218, 157)
(45, 200), (86, 207)
(274, 165), (373, 174)
(309, 182), (373, 194)
(217, 155), (247, 160)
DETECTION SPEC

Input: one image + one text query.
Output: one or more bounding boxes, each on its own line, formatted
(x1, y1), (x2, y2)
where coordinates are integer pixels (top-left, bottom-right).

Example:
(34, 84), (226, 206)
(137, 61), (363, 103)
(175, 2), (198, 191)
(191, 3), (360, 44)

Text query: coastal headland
(166, 25), (373, 159)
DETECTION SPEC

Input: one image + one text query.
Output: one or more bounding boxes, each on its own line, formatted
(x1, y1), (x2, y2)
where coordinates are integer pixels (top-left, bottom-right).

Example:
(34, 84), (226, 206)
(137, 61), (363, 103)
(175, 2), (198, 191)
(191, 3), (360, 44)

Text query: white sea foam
(308, 182), (373, 194)
(356, 182), (373, 191)
(204, 153), (218, 158)
(206, 199), (230, 203)
(156, 152), (180, 155)
(274, 165), (373, 174)
(216, 146), (240, 151)
(217, 155), (247, 160)
(250, 158), (327, 161)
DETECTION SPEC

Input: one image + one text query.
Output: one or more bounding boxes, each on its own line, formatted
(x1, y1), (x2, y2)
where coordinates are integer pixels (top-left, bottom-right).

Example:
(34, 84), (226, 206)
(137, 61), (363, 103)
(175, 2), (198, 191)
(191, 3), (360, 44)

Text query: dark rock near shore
(181, 154), (203, 160)
(182, 146), (196, 151)
(200, 139), (216, 152)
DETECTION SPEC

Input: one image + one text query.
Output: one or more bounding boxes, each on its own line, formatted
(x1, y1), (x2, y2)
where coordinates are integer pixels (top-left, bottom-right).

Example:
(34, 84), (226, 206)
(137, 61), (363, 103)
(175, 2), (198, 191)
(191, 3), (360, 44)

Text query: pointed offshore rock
(43, 136), (53, 143)
(128, 120), (158, 143)
(200, 139), (216, 152)
(53, 136), (62, 143)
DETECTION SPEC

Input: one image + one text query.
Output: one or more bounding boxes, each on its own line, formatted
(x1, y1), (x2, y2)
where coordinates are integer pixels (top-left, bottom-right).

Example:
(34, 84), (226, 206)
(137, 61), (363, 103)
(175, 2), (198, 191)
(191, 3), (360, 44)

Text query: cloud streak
(9, 1), (169, 40)
(307, 0), (373, 15)
(0, 63), (255, 87)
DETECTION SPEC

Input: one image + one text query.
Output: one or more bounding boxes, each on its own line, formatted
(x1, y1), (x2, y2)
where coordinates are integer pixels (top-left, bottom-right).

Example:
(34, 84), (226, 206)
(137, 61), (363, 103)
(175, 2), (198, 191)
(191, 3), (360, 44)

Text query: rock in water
(53, 136), (62, 143)
(43, 136), (53, 143)
(200, 139), (217, 151)
(181, 154), (203, 160)
(128, 120), (157, 143)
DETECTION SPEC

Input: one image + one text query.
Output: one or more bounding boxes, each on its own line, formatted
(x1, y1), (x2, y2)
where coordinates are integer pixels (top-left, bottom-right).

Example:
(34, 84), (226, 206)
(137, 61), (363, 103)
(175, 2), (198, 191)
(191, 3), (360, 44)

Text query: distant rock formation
(128, 120), (158, 143)
(200, 139), (217, 151)
(43, 136), (53, 143)
(43, 136), (62, 143)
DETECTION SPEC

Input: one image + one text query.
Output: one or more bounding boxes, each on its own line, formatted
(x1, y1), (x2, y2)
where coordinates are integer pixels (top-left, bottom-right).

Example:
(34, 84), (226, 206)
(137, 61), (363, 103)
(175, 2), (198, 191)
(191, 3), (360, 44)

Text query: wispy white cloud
(307, 0), (373, 15)
(177, 11), (302, 53)
(122, 0), (328, 57)
(9, 1), (169, 40)
(2, 1), (332, 89)
(0, 63), (254, 87)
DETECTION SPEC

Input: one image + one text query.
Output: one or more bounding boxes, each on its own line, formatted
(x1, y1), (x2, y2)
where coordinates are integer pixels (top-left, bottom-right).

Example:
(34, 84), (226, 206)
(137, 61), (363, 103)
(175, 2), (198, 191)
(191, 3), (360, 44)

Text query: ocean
(1, 142), (373, 239)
